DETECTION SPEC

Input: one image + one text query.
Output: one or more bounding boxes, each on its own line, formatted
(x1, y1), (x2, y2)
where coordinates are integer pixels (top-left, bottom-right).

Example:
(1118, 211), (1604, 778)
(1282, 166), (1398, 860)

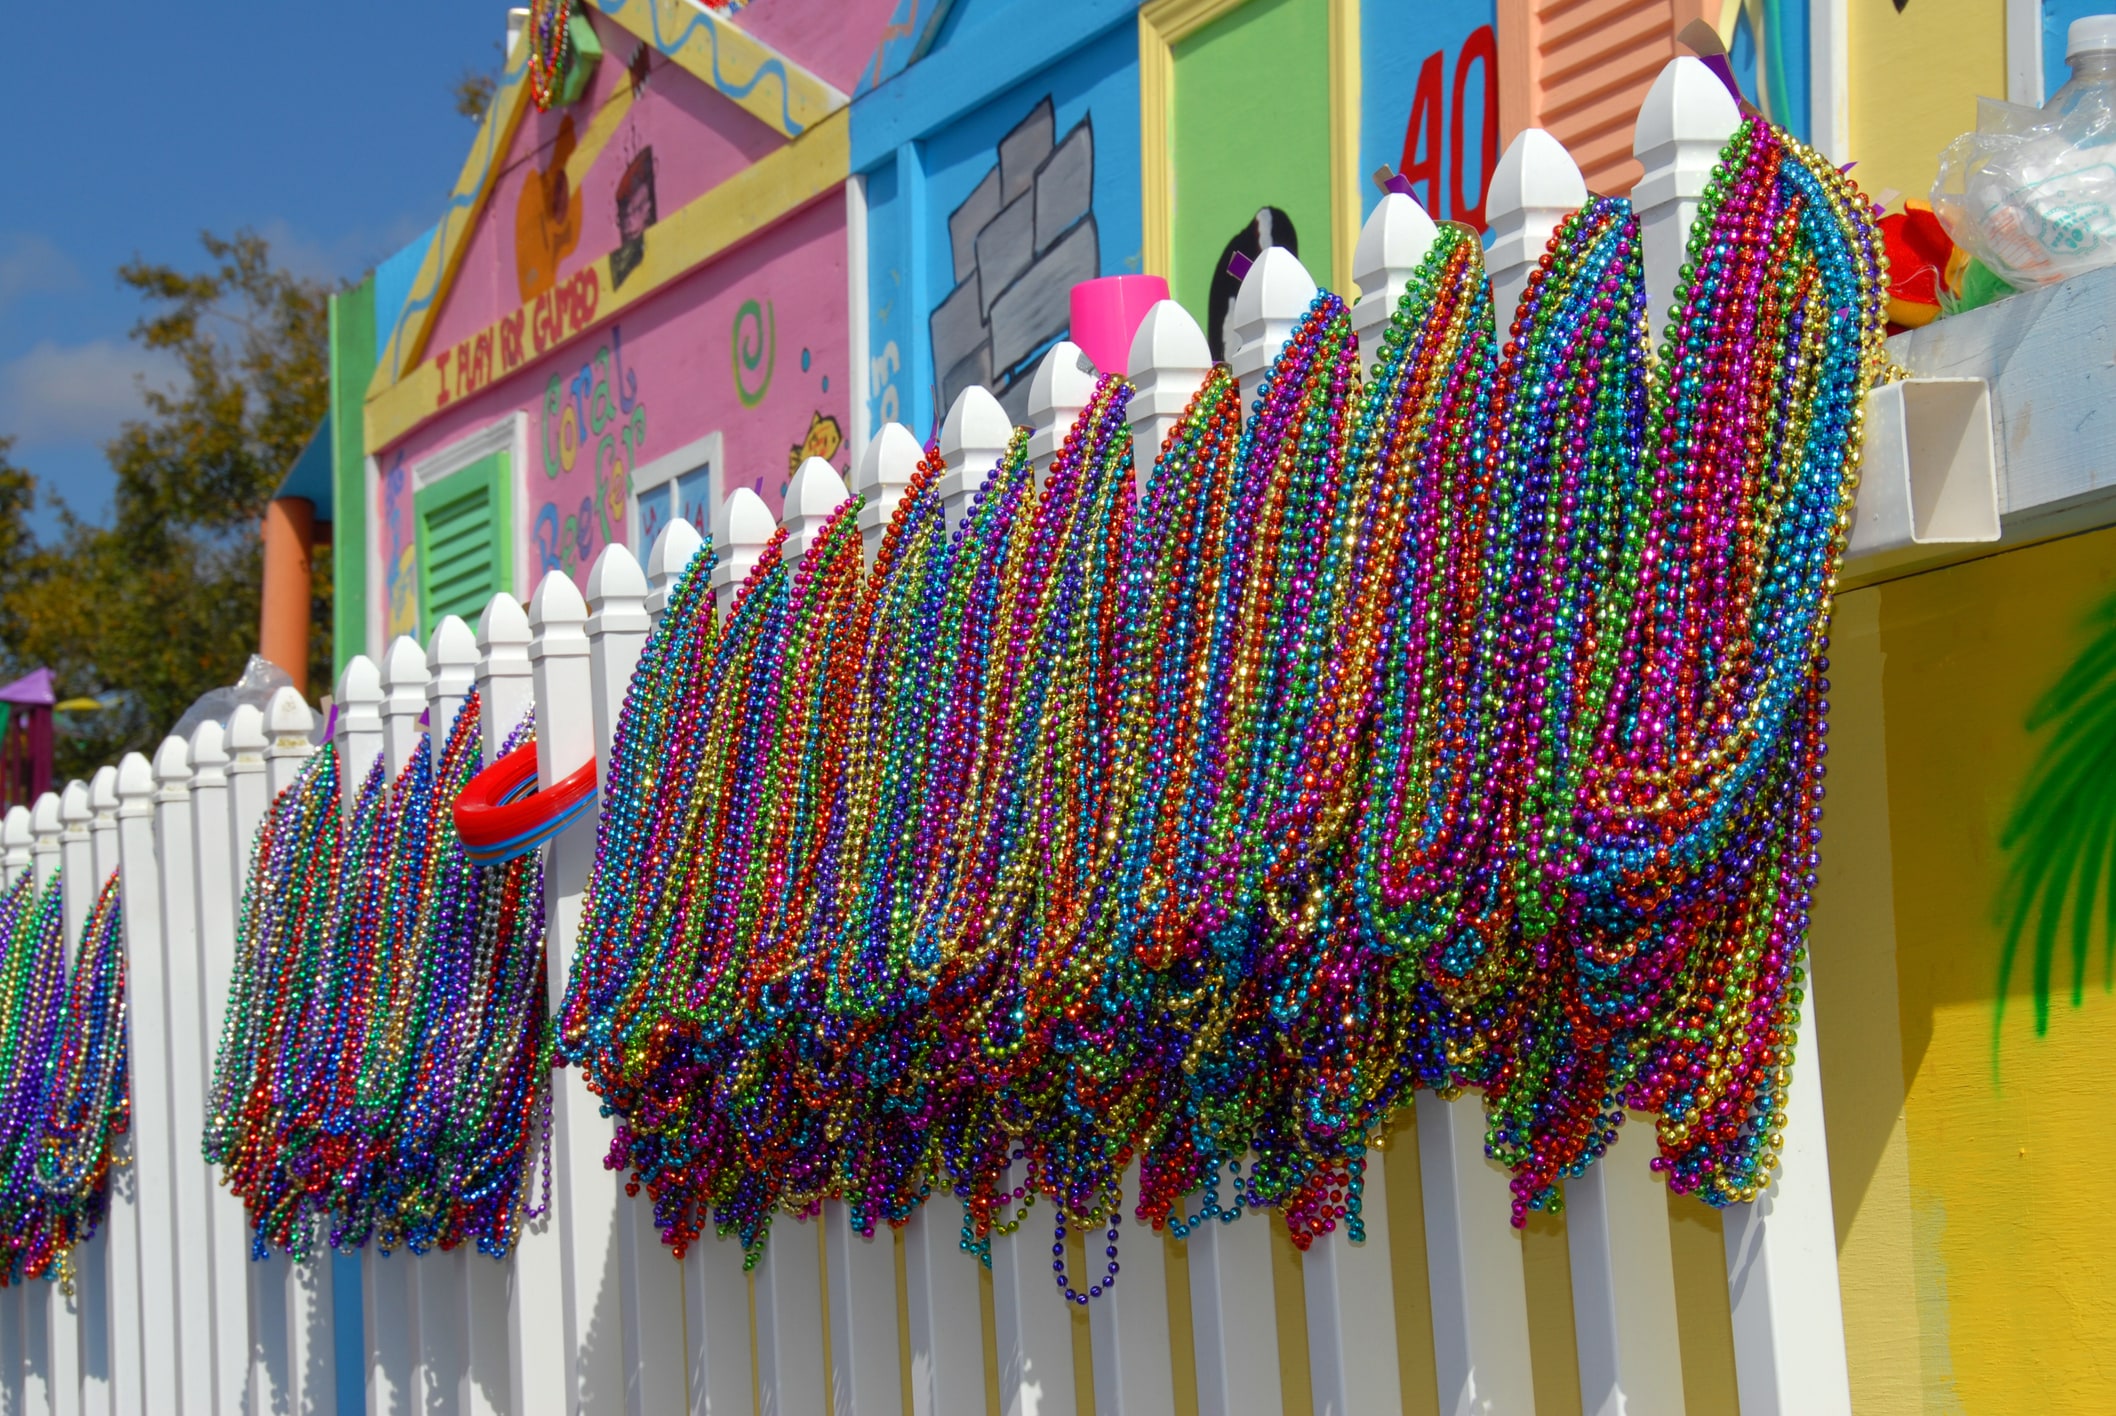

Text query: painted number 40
(1402, 25), (1500, 233)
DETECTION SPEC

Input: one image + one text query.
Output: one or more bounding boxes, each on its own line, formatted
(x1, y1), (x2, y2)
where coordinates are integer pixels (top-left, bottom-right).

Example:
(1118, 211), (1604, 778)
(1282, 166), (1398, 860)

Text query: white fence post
(1302, 1148), (1403, 1416)
(851, 423), (924, 564)
(823, 1205), (899, 1416)
(378, 634), (440, 1413)
(247, 695), (307, 1416)
(1350, 191), (1439, 374)
(52, 781), (90, 1416)
(644, 521), (705, 630)
(335, 656), (397, 1416)
(710, 490), (776, 623)
(1026, 340), (1097, 485)
(937, 387), (1013, 528)
(1299, 192), (1430, 1416)
(424, 613), (509, 1416)
(82, 768), (122, 1416)
(585, 546), (691, 1416)
(474, 592), (567, 1416)
(1720, 999), (1854, 1416)
(1416, 1090), (1535, 1415)
(751, 467), (843, 1416)
(784, 458), (853, 566)
(1178, 247), (1321, 1416)
(26, 792), (60, 1416)
(990, 1159), (1077, 1416)
(150, 738), (217, 1416)
(1633, 56), (1744, 346)
(645, 525), (753, 1416)
(527, 572), (625, 1416)
(1228, 246), (1318, 412)
(187, 719), (255, 1416)
(3, 807), (30, 1416)
(111, 758), (184, 1412)
(1485, 129), (1589, 334)
(1122, 299), (1213, 490)
(1628, 56), (1855, 1416)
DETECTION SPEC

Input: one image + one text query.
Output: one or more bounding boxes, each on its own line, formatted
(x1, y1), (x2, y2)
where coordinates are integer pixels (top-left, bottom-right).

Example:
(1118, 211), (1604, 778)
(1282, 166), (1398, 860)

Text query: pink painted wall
(377, 193), (850, 639)
(738, 0), (909, 96)
(426, 9), (784, 355)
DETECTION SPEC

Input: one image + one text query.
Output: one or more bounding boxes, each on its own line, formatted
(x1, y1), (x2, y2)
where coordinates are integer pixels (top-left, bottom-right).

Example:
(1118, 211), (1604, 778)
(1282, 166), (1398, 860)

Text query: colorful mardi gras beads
(206, 740), (344, 1260)
(37, 872), (130, 1264)
(0, 872), (65, 1283)
(548, 112), (1886, 1268)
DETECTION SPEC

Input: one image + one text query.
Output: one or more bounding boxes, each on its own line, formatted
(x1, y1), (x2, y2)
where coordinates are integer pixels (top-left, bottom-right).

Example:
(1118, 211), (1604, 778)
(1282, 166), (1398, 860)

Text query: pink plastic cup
(1069, 274), (1172, 377)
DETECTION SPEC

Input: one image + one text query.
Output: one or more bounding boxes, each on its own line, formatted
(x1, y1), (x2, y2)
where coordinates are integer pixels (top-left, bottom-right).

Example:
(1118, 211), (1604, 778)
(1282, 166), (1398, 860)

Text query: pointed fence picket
(185, 721), (253, 1416)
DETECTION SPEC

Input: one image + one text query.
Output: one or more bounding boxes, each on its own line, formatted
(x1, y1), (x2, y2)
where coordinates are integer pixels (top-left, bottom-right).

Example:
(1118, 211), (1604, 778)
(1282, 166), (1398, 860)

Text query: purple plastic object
(1069, 274), (1171, 376)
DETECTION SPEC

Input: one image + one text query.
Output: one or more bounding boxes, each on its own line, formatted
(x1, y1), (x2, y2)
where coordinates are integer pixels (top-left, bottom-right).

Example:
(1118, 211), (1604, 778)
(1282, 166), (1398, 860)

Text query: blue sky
(1, 3), (517, 533)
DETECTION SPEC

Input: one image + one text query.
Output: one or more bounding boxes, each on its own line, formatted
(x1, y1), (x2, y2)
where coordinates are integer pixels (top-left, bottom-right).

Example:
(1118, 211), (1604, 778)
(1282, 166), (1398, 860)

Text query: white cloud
(0, 234), (81, 312)
(0, 339), (182, 447)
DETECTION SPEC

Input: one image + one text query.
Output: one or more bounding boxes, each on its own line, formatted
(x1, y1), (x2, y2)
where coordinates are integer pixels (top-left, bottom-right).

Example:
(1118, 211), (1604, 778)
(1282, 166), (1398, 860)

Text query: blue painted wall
(1359, 0), (1499, 231)
(859, 0), (1142, 440)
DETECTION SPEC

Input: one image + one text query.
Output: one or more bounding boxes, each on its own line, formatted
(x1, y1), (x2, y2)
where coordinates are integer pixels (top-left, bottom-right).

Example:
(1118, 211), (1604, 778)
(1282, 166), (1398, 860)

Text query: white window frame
(627, 431), (724, 555)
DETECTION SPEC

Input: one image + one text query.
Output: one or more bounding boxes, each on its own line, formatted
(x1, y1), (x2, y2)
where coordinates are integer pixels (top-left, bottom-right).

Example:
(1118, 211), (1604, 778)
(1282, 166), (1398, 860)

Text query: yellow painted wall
(1847, 0), (2008, 206)
(1814, 527), (2116, 1413)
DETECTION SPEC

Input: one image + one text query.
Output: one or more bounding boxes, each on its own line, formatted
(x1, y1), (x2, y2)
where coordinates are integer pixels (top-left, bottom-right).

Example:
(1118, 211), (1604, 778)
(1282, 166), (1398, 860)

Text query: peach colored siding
(1497, 0), (1712, 191)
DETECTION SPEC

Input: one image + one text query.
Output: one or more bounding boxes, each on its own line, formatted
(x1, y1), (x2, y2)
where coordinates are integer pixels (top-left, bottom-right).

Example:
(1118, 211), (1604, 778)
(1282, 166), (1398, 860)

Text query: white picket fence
(0, 57), (1861, 1416)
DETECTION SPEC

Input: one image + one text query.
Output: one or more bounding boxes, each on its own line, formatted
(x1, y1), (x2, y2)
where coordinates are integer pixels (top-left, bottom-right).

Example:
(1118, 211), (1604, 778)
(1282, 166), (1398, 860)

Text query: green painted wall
(329, 278), (376, 675)
(1169, 0), (1333, 345)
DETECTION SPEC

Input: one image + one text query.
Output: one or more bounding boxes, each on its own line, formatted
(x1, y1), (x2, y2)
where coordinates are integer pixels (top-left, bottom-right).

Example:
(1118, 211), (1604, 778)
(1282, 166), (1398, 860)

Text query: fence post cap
(229, 703), (268, 756)
(381, 635), (429, 693)
(477, 592), (533, 654)
(336, 655), (384, 729)
(115, 754), (155, 807)
(587, 542), (649, 608)
(786, 458), (851, 521)
(939, 386), (1012, 466)
(1353, 193), (1440, 297)
(528, 569), (590, 630)
(152, 736), (193, 787)
(1028, 341), (1097, 425)
(29, 792), (60, 842)
(1634, 55), (1742, 159)
(1126, 300), (1211, 378)
(1488, 128), (1588, 217)
(715, 487), (777, 551)
(854, 423), (923, 498)
(426, 615), (479, 673)
(2, 805), (30, 851)
(60, 779), (91, 827)
(189, 719), (229, 775)
(1231, 246), (1318, 333)
(89, 765), (120, 814)
(646, 517), (705, 583)
(264, 686), (314, 739)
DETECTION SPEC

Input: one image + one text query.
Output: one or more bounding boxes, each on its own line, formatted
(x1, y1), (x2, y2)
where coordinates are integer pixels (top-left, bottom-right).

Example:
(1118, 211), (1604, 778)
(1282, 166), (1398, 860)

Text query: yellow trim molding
(368, 1), (849, 405)
(597, 0), (847, 139)
(369, 41), (536, 395)
(1327, 0), (1358, 295)
(1138, 0), (1360, 294)
(364, 110), (850, 453)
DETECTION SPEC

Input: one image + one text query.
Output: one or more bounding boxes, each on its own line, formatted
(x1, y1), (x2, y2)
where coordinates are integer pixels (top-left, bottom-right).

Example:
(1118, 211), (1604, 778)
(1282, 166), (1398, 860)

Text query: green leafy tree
(0, 230), (333, 780)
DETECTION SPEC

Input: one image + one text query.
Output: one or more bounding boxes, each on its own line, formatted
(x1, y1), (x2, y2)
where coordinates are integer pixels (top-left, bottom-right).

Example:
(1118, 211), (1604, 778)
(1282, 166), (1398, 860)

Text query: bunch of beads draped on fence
(554, 114), (1885, 1278)
(0, 870), (130, 1290)
(203, 695), (553, 1262)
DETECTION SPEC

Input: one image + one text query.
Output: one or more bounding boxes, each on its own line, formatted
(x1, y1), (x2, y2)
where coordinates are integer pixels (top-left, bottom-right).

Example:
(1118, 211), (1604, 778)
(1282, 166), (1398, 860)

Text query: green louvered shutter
(414, 451), (513, 637)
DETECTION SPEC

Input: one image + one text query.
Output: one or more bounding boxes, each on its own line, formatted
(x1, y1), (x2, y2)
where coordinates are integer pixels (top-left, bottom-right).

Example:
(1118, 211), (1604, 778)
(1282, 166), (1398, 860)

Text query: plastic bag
(167, 654), (299, 743)
(1935, 92), (2116, 287)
